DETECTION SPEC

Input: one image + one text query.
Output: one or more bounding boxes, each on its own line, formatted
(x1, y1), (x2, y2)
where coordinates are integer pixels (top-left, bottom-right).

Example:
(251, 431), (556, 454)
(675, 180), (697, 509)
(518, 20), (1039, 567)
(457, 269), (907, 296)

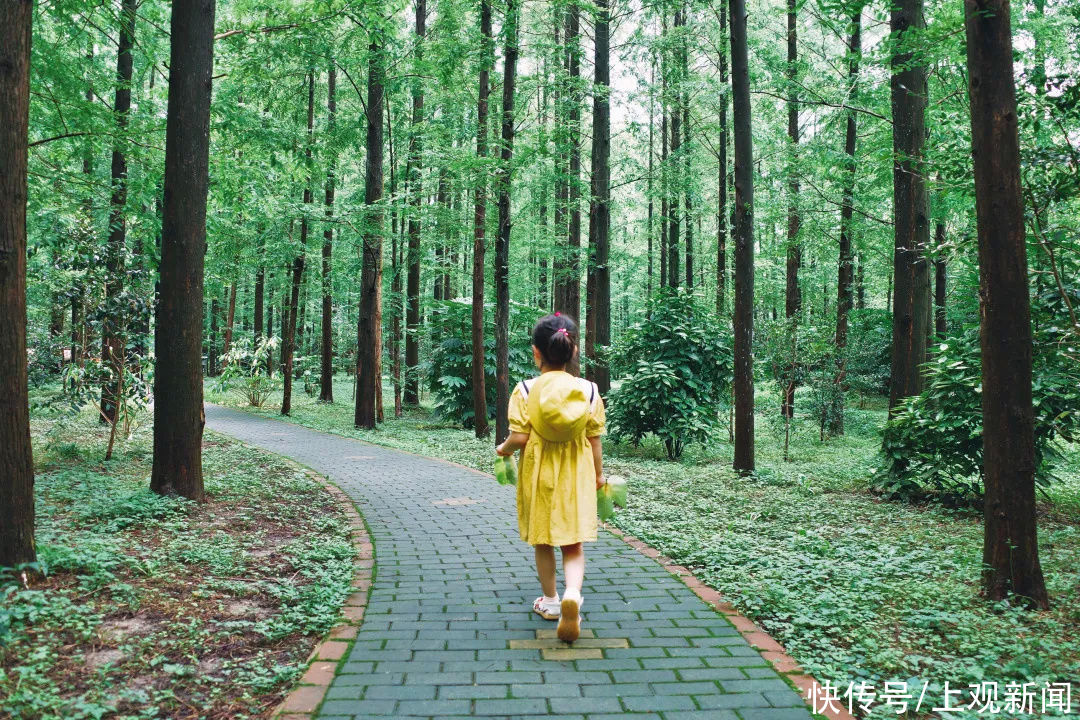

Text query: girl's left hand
(495, 444), (511, 457)
(595, 475), (606, 490)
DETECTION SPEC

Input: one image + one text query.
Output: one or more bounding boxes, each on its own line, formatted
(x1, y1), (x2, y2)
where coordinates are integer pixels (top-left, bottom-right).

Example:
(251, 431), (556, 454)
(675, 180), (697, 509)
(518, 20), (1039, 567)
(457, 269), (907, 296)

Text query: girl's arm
(588, 436), (603, 489)
(496, 432), (530, 457)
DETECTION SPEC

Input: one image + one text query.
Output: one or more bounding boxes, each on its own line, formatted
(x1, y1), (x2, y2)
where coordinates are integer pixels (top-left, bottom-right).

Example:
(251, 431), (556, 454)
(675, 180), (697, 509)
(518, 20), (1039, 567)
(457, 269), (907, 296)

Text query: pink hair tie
(557, 328), (569, 337)
(554, 311), (561, 317)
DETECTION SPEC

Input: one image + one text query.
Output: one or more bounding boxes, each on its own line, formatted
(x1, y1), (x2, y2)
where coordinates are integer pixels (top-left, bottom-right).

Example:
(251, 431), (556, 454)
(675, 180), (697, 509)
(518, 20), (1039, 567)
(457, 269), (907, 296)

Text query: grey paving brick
(474, 698), (550, 715)
(620, 694), (696, 712)
(549, 697), (623, 714)
(720, 679), (796, 694)
(511, 683), (583, 698)
(736, 708), (814, 720)
(438, 684), (510, 699)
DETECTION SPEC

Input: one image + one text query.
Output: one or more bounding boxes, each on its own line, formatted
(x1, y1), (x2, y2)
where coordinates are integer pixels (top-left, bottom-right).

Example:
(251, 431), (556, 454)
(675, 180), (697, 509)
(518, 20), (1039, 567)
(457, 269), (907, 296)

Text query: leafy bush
(425, 300), (537, 427)
(844, 308), (892, 399)
(215, 336), (281, 407)
(607, 289), (733, 459)
(877, 289), (1080, 498)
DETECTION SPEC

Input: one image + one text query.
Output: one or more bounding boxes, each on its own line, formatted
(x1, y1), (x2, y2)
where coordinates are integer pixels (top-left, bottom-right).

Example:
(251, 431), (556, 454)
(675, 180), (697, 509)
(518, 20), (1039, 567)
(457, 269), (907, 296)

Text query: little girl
(496, 313), (605, 643)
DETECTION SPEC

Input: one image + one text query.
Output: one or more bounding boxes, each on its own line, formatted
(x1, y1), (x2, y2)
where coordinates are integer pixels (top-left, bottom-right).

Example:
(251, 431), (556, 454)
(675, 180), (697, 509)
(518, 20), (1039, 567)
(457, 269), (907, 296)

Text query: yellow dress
(509, 370), (606, 546)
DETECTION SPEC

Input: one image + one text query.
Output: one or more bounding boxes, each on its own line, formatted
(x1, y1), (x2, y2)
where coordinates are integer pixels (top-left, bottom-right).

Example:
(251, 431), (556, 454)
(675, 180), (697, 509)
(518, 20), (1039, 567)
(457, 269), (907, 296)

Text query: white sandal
(557, 590), (582, 643)
(533, 595), (561, 620)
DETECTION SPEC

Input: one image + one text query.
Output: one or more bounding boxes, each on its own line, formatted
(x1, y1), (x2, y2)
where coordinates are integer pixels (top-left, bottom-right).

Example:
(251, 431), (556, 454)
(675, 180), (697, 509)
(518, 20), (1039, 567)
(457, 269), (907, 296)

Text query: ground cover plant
(0, 390), (355, 720)
(208, 377), (1080, 718)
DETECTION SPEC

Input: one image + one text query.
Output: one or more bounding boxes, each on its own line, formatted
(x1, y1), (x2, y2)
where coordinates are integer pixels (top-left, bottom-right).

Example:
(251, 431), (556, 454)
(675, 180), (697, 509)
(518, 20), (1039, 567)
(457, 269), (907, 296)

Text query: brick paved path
(206, 404), (811, 720)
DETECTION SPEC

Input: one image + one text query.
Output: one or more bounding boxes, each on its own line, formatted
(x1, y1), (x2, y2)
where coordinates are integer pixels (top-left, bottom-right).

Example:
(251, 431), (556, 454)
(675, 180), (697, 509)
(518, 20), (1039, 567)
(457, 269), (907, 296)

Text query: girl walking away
(496, 313), (606, 643)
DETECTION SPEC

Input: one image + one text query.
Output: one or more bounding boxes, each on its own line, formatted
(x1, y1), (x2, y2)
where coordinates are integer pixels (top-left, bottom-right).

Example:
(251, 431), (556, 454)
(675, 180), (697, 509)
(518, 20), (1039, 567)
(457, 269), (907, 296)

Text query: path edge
(603, 522), (852, 720)
(225, 447), (374, 720)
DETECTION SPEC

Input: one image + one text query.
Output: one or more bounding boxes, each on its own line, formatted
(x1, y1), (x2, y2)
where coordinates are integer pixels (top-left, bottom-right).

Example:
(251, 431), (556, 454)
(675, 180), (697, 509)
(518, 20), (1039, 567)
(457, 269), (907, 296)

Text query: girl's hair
(532, 313), (578, 367)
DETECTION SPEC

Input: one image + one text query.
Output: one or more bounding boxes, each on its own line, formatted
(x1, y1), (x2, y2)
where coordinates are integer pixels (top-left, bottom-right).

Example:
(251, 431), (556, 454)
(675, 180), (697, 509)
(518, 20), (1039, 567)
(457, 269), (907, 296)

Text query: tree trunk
(223, 281), (237, 355)
(494, 0), (520, 442)
(552, 16), (570, 313)
(355, 29), (385, 430)
(209, 297), (219, 376)
(647, 52), (656, 299)
(283, 73), (315, 416)
(0, 0), (36, 567)
(667, 7), (682, 290)
(254, 239), (265, 343)
(934, 220), (947, 341)
(586, 0), (611, 393)
(781, 0), (801, 420)
(471, 0), (493, 439)
(564, 2), (582, 322)
(730, 0), (755, 475)
(887, 0), (931, 415)
(965, 0), (1048, 609)
(405, 0), (425, 407)
(152, 0), (216, 502)
(716, 0), (729, 315)
(831, 7), (861, 437)
(660, 36), (669, 292)
(100, 0), (136, 425)
(682, 1), (693, 291)
(320, 66), (337, 403)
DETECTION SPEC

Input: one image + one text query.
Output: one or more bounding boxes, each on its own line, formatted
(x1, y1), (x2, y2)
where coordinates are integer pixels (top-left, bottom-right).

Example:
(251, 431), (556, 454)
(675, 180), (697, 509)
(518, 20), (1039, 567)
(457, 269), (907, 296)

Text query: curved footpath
(205, 404), (815, 720)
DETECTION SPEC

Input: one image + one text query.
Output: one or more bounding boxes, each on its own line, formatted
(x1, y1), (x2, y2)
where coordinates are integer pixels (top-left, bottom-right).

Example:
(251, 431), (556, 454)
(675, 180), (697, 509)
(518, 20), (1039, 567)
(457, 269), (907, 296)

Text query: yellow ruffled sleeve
(508, 383), (531, 434)
(586, 391), (606, 437)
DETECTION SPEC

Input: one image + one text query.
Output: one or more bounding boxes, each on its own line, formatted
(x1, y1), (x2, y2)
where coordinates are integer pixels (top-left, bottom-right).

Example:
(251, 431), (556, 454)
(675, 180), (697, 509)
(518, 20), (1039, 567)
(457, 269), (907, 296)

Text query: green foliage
(607, 290), (733, 459)
(215, 336), (281, 407)
(4, 400), (354, 719)
(844, 309), (892, 399)
(425, 299), (536, 427)
(878, 291), (1080, 499)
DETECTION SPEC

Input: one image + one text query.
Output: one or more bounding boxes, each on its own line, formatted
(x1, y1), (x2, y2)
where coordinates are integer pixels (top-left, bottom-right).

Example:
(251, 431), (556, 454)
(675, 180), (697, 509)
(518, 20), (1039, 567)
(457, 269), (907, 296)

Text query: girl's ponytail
(532, 313), (578, 367)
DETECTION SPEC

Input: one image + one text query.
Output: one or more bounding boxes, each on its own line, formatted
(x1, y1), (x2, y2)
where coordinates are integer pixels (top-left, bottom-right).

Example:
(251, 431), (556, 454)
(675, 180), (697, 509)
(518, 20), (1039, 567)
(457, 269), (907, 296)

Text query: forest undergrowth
(0, 389), (355, 720)
(207, 375), (1080, 718)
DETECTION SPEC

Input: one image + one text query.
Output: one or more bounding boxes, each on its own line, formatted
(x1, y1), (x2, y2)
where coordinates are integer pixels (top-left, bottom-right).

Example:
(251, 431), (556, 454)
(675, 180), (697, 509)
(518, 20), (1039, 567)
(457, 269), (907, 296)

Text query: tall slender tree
(934, 220), (947, 341)
(667, 5), (682, 289)
(716, 0), (729, 315)
(887, 0), (931, 414)
(0, 0), (35, 567)
(470, 0), (493, 438)
(320, 66), (337, 403)
(964, 0), (1049, 609)
(831, 5), (862, 436)
(101, 0), (136, 425)
(405, 0), (426, 406)
(152, 0), (217, 501)
(355, 27), (385, 430)
(586, 0), (611, 393)
(282, 72), (315, 416)
(494, 0), (520, 442)
(730, 0), (755, 474)
(564, 1), (583, 322)
(781, 0), (801, 420)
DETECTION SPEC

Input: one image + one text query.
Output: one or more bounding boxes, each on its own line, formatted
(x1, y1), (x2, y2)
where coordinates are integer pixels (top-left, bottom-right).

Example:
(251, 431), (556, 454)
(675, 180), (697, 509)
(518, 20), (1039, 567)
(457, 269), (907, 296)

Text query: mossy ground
(1, 388), (355, 719)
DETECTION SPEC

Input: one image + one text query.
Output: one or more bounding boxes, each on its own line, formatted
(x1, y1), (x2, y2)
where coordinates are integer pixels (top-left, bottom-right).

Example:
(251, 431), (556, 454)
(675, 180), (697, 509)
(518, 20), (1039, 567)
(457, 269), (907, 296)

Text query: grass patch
(1, 390), (355, 720)
(209, 375), (1080, 716)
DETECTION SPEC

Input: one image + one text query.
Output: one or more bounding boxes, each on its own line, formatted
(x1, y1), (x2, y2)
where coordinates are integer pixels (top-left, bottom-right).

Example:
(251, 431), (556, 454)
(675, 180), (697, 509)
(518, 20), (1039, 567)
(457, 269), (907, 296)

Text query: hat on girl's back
(528, 375), (591, 443)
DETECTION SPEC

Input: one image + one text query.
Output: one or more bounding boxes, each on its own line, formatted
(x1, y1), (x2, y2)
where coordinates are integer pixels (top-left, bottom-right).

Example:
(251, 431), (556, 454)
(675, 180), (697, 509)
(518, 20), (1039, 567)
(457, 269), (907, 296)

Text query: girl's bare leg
(535, 544), (558, 598)
(560, 543), (585, 597)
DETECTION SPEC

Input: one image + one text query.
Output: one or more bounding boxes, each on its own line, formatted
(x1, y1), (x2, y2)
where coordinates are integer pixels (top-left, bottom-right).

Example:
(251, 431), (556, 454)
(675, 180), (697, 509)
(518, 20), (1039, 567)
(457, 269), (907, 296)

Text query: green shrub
(877, 289), (1080, 499)
(607, 289), (733, 459)
(425, 300), (537, 428)
(215, 336), (281, 407)
(844, 308), (892, 398)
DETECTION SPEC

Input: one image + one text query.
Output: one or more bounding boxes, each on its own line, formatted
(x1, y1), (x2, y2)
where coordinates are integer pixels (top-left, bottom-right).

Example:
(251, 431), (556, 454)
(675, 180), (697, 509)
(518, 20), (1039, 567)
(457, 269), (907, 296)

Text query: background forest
(3, 0), (1080, 716)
